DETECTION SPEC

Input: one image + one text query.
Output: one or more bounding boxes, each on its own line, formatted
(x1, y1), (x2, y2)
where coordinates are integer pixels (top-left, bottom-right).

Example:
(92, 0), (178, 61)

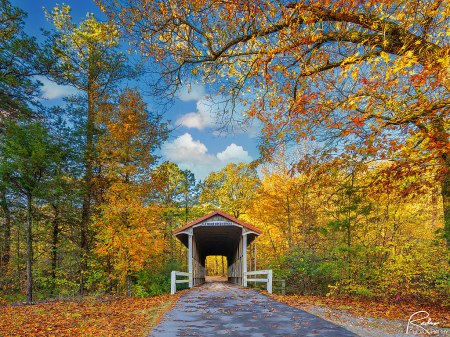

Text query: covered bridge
(173, 210), (262, 287)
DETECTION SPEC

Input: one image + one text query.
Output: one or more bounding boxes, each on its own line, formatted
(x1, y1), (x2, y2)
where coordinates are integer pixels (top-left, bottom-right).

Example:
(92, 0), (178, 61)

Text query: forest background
(0, 0), (450, 311)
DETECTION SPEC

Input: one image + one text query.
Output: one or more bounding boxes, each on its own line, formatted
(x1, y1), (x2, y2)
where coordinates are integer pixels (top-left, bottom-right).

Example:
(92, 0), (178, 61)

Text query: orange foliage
(93, 88), (168, 280)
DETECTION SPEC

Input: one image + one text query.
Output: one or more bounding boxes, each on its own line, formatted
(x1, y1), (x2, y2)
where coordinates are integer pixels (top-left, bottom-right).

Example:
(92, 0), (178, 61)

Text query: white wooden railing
(170, 271), (190, 295)
(244, 270), (273, 293)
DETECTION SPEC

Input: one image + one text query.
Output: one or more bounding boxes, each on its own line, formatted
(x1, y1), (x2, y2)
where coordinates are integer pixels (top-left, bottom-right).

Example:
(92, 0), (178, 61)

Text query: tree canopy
(201, 163), (260, 218)
(98, 0), (450, 242)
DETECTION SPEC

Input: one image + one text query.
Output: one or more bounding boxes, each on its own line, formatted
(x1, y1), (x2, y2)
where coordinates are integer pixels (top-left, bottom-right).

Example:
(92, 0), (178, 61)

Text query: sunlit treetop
(44, 3), (135, 91)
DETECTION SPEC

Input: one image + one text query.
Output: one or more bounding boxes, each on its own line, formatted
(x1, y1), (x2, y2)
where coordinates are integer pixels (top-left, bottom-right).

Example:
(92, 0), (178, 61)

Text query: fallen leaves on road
(0, 293), (177, 336)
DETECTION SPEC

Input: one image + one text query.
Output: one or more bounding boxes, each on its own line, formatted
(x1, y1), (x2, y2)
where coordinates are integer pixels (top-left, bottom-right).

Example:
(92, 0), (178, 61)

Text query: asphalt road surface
(149, 278), (359, 337)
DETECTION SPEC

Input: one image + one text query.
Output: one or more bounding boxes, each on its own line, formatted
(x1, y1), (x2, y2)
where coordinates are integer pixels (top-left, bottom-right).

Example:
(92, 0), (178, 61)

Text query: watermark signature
(406, 311), (441, 335)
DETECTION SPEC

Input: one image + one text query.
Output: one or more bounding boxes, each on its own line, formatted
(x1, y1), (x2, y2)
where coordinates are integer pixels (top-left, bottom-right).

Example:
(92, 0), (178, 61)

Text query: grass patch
(0, 293), (25, 304)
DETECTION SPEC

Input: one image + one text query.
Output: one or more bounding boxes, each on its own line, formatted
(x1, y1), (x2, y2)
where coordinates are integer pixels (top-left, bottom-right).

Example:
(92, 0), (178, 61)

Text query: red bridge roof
(173, 210), (262, 235)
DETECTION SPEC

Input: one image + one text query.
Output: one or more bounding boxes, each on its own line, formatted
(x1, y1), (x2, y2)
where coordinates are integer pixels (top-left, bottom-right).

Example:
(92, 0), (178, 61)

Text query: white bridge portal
(172, 210), (262, 289)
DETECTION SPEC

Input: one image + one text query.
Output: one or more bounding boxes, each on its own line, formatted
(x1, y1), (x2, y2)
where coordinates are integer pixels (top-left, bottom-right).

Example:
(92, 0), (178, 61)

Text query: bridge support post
(188, 235), (193, 288)
(243, 234), (247, 287)
(171, 271), (176, 295)
(267, 269), (273, 294)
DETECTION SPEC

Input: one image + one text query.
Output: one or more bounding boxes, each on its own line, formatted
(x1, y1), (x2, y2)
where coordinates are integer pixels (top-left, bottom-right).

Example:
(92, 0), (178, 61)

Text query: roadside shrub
(134, 261), (188, 297)
(328, 240), (450, 304)
(281, 247), (335, 295)
(132, 284), (149, 298)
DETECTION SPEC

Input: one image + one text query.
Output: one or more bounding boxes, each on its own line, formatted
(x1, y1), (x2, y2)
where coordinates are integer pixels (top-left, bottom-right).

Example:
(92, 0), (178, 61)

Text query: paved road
(149, 279), (359, 337)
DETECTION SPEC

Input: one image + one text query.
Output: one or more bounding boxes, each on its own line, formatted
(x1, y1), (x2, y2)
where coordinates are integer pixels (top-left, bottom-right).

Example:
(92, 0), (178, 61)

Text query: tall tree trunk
(169, 218), (173, 265)
(441, 154), (450, 246)
(126, 272), (132, 297)
(80, 79), (94, 294)
(215, 256), (218, 275)
(0, 187), (11, 279)
(107, 254), (112, 294)
(302, 192), (306, 249)
(50, 205), (59, 294)
(432, 187), (438, 231)
(221, 256), (224, 276)
(124, 174), (133, 297)
(254, 238), (257, 271)
(16, 227), (20, 290)
(26, 193), (33, 304)
(286, 195), (292, 249)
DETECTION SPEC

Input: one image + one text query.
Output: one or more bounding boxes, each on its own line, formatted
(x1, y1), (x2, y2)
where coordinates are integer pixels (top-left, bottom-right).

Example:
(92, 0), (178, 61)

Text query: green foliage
(0, 293), (25, 304)
(132, 285), (149, 298)
(0, 0), (54, 118)
(326, 240), (450, 302)
(280, 247), (335, 295)
(85, 262), (108, 293)
(0, 119), (64, 196)
(200, 163), (260, 219)
(134, 263), (186, 297)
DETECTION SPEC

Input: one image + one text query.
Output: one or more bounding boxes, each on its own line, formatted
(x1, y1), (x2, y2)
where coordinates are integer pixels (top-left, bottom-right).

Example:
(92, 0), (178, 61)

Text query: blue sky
(17, 0), (262, 181)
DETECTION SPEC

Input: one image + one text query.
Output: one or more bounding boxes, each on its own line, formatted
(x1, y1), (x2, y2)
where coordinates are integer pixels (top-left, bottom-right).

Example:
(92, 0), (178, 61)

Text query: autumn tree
(45, 4), (137, 292)
(94, 88), (168, 296)
(99, 0), (450, 244)
(322, 168), (375, 269)
(201, 163), (260, 219)
(255, 143), (317, 249)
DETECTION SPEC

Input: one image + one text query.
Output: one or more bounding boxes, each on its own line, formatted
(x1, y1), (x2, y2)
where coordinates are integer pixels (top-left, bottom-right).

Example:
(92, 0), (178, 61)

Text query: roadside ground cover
(0, 293), (179, 336)
(269, 293), (450, 328)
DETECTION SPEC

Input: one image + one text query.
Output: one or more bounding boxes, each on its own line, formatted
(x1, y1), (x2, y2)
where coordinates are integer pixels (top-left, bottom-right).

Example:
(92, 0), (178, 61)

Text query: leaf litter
(0, 293), (177, 336)
(268, 293), (450, 336)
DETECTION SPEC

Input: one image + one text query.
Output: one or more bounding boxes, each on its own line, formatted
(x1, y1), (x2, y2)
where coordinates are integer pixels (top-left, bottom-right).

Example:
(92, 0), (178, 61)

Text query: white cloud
(177, 83), (205, 101)
(175, 100), (215, 131)
(161, 133), (253, 180)
(37, 77), (78, 100)
(217, 143), (252, 163)
(161, 133), (217, 166)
